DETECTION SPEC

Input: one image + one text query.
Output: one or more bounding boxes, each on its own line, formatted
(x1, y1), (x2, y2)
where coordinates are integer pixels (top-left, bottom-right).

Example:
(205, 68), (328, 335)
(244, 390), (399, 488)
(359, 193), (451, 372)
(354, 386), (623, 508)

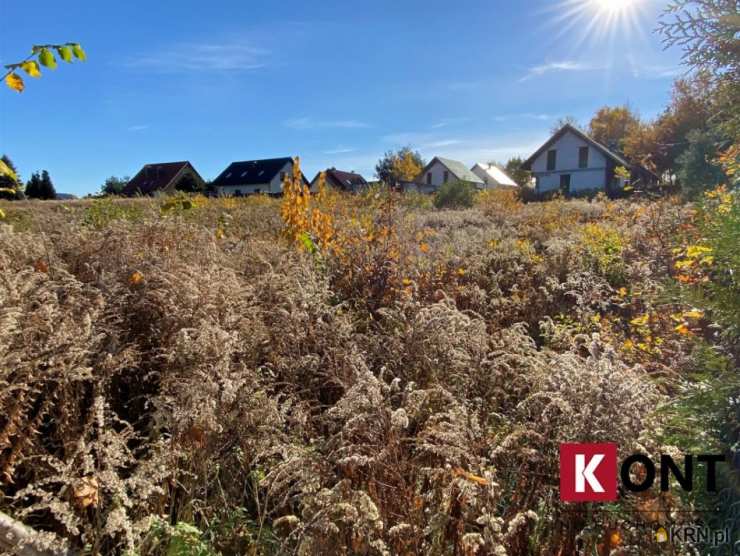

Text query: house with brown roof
(121, 161), (205, 196)
(521, 124), (658, 197)
(310, 168), (368, 193)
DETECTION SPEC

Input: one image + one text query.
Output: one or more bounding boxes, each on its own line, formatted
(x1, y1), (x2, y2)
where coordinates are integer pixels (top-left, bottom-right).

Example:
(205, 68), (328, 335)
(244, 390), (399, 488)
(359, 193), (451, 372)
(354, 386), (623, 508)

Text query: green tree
(26, 170), (56, 200)
(375, 147), (425, 186)
(174, 174), (203, 193)
(101, 176), (129, 195)
(676, 129), (727, 198)
(40, 170), (56, 199)
(25, 172), (42, 199)
(503, 156), (532, 187)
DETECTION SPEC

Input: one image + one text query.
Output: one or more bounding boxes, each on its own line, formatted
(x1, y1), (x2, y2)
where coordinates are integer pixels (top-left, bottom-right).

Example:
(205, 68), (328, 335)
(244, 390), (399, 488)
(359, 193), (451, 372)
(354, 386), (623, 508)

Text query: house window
(426, 172), (432, 185)
(559, 174), (571, 195)
(443, 170), (449, 183)
(547, 149), (557, 171)
(280, 172), (286, 182)
(578, 147), (589, 169)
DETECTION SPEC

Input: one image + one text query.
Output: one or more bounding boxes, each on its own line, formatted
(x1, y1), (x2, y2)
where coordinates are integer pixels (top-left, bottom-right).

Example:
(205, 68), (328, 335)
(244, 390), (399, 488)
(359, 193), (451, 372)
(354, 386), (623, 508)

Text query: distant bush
(400, 190), (433, 210)
(82, 197), (145, 228)
(433, 180), (476, 209)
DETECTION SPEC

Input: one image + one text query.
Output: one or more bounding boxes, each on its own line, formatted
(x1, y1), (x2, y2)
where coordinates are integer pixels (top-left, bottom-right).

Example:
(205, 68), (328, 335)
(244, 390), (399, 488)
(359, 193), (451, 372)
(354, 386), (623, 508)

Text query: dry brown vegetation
(0, 189), (735, 555)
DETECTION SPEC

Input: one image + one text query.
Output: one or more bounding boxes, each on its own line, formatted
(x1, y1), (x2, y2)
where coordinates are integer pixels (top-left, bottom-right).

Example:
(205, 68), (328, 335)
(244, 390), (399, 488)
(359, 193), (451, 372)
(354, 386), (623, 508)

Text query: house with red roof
(310, 168), (368, 193)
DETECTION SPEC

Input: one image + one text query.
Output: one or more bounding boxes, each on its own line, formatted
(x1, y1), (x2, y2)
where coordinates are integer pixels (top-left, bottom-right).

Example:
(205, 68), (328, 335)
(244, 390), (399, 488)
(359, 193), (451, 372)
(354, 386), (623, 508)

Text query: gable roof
(417, 156), (484, 184)
(472, 163), (518, 187)
(122, 161), (200, 196)
(315, 168), (368, 190)
(212, 157), (301, 187)
(522, 124), (630, 170)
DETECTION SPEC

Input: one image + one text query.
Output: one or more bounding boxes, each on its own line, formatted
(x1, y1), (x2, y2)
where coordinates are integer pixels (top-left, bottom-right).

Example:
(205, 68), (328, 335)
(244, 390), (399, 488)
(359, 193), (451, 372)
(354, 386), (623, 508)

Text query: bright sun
(545, 0), (648, 50)
(591, 0), (636, 15)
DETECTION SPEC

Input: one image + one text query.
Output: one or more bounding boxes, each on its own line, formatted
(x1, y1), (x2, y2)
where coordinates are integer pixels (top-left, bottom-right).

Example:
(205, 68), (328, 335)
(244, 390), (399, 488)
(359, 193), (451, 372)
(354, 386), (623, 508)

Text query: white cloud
(382, 131), (461, 150)
(127, 124), (149, 132)
(423, 139), (462, 148)
(284, 117), (372, 130)
(519, 60), (600, 82)
(631, 64), (685, 80)
(323, 146), (357, 154)
(493, 113), (553, 122)
(430, 117), (471, 129)
(127, 41), (269, 72)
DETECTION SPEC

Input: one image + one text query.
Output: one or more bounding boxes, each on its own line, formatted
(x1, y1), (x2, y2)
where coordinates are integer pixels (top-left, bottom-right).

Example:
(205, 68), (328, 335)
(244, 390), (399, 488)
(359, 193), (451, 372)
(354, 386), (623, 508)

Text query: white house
(471, 163), (518, 189)
(409, 156), (484, 193)
(521, 124), (656, 196)
(211, 157), (308, 196)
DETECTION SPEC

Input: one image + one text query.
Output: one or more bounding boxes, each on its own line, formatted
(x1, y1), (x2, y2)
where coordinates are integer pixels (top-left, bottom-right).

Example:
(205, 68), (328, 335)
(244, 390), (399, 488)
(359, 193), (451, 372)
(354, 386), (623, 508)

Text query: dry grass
(0, 192), (712, 554)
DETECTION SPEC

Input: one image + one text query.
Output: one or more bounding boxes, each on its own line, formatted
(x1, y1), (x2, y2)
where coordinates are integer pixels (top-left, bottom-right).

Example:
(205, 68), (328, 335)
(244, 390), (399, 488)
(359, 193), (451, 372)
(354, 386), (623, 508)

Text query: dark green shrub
(433, 180), (476, 209)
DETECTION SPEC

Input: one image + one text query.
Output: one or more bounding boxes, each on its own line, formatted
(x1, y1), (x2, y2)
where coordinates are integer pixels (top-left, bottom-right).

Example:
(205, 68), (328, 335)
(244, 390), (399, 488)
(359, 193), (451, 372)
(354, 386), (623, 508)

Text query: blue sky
(1, 0), (685, 195)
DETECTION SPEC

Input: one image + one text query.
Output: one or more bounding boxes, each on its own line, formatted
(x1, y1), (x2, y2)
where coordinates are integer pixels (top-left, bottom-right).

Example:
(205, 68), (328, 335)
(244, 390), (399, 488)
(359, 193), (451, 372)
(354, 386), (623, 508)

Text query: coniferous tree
(25, 172), (41, 198)
(39, 170), (56, 199)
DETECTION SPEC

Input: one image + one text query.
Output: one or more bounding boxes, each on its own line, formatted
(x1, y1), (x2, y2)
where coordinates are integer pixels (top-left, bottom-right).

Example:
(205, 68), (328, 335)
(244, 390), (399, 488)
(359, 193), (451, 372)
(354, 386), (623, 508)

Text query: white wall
(215, 161), (294, 196)
(421, 160), (455, 188)
(269, 161), (293, 194)
(531, 131), (608, 193)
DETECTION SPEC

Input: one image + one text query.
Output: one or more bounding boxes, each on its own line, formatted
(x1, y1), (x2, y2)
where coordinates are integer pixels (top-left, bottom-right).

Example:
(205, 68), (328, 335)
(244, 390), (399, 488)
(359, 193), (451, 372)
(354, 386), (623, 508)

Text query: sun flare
(543, 0), (649, 54)
(591, 0), (636, 15)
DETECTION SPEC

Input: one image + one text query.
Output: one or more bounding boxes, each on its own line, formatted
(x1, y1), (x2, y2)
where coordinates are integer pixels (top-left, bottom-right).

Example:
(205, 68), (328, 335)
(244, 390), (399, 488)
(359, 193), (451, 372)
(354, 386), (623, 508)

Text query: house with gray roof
(211, 157), (308, 196)
(521, 124), (658, 197)
(410, 156), (484, 193)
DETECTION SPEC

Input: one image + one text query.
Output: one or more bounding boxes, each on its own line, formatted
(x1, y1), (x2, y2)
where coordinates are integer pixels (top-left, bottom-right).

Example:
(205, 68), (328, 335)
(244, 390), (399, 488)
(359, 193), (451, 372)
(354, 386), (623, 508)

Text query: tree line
(0, 156), (57, 200)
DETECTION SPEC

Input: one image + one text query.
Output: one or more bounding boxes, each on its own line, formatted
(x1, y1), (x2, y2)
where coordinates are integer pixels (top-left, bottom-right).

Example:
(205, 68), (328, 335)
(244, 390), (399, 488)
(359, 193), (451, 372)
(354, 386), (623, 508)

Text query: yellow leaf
(73, 476), (99, 509)
(129, 270), (144, 285)
(419, 242), (430, 253)
(630, 314), (649, 327)
(682, 310), (704, 319)
(674, 259), (695, 270)
(452, 467), (489, 486)
(20, 61), (41, 78)
(686, 245), (712, 258)
(617, 287), (627, 297)
(674, 323), (691, 335)
(5, 72), (24, 93)
(0, 208), (5, 219)
(0, 159), (17, 181)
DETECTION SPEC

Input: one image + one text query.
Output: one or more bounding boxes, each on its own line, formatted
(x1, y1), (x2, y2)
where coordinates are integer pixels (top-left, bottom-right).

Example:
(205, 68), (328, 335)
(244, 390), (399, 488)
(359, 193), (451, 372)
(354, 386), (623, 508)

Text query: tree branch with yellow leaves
(3, 43), (86, 93)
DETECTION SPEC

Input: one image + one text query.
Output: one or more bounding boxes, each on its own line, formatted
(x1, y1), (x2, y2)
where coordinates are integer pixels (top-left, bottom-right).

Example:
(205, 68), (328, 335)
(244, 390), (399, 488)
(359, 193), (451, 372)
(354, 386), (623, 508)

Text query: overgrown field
(0, 188), (737, 555)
